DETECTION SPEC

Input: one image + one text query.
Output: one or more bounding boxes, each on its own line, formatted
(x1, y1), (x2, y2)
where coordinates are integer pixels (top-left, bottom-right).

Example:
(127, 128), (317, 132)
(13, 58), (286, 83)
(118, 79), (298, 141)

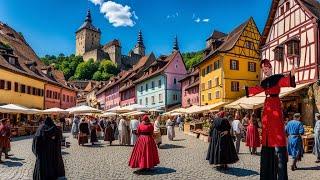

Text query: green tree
(182, 51), (203, 69)
(74, 59), (99, 80)
(92, 71), (112, 81)
(98, 59), (119, 75)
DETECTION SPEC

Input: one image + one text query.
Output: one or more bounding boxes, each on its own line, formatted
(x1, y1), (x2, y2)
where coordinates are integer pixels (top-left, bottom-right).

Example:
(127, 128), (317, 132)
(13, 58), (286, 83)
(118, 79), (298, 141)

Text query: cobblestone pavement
(1, 129), (320, 180)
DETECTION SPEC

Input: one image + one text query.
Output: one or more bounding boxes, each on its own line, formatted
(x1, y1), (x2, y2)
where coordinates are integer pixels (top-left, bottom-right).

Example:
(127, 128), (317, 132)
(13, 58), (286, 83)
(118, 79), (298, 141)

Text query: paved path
(0, 129), (320, 180)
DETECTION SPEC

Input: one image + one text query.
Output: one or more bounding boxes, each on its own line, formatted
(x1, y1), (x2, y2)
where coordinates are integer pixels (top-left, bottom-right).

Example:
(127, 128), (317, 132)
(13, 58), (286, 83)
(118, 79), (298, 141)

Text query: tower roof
(136, 30), (144, 47)
(76, 9), (100, 33)
(173, 35), (179, 51)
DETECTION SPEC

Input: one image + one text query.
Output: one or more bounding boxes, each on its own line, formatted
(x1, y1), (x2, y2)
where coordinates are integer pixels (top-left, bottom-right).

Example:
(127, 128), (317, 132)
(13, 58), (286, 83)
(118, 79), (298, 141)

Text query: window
(63, 94), (66, 102)
(201, 83), (205, 90)
(14, 82), (18, 92)
(159, 94), (163, 103)
(0, 80), (4, 89)
(145, 97), (148, 105)
(208, 80), (212, 89)
(215, 91), (221, 98)
(274, 46), (284, 61)
(151, 96), (155, 104)
(173, 94), (178, 101)
(140, 86), (143, 92)
(245, 40), (254, 50)
(230, 60), (239, 70)
(27, 86), (31, 94)
(201, 69), (205, 77)
(37, 89), (41, 96)
(280, 6), (285, 15)
(215, 77), (219, 87)
(214, 60), (221, 70)
(175, 64), (178, 69)
(32, 87), (36, 95)
(158, 80), (162, 88)
(231, 81), (240, 92)
(139, 99), (142, 105)
(46, 90), (49, 98)
(145, 84), (148, 91)
(248, 62), (256, 72)
(202, 95), (205, 101)
(287, 40), (300, 56)
(174, 78), (177, 84)
(21, 84), (26, 93)
(152, 81), (155, 89)
(208, 93), (212, 100)
(206, 65), (211, 74)
(286, 2), (290, 11)
(7, 81), (11, 90)
(67, 95), (69, 102)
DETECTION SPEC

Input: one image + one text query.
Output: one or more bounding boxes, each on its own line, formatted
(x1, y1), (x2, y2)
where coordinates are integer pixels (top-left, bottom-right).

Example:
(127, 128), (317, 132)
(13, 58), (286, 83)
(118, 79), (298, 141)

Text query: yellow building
(198, 17), (261, 105)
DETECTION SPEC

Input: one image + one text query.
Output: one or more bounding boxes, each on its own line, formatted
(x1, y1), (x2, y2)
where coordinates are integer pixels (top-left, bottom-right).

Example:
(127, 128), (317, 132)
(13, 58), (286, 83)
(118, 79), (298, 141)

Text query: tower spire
(173, 35), (179, 51)
(136, 30), (144, 47)
(85, 9), (92, 23)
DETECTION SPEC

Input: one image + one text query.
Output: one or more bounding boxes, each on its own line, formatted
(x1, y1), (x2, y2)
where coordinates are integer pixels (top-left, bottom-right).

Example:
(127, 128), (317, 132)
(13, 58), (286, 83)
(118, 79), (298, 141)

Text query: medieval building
(75, 10), (145, 70)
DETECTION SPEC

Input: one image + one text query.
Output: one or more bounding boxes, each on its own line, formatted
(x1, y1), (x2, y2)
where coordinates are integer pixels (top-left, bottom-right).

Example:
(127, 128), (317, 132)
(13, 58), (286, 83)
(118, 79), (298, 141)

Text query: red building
(179, 68), (200, 108)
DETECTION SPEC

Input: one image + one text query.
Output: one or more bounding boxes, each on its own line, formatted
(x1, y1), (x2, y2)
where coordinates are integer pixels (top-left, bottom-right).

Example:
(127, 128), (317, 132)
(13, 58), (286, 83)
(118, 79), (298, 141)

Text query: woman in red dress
(129, 115), (160, 169)
(246, 59), (295, 180)
(245, 113), (260, 155)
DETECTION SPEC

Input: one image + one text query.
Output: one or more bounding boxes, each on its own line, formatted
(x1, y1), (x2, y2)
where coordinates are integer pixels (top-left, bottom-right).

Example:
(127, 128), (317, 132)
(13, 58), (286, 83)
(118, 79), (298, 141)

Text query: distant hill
(182, 51), (203, 70)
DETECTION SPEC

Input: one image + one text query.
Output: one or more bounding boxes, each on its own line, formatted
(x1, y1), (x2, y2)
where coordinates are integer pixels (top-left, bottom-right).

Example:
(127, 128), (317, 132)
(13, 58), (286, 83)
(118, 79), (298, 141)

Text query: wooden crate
(302, 136), (314, 153)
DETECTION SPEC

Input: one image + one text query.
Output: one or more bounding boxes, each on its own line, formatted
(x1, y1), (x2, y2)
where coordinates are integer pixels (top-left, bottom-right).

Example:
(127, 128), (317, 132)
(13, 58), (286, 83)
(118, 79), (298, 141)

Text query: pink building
(179, 68), (200, 108)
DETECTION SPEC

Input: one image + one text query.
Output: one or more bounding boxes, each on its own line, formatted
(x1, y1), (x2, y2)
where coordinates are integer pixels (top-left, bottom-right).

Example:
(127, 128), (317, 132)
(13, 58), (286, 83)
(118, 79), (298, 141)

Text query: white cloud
(202, 18), (210, 22)
(195, 17), (201, 23)
(89, 0), (136, 27)
(90, 0), (103, 5)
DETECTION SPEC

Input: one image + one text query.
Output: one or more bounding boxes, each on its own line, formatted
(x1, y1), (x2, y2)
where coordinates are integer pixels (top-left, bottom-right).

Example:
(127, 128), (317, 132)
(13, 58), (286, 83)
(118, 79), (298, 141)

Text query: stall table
(159, 126), (167, 136)
(302, 135), (314, 153)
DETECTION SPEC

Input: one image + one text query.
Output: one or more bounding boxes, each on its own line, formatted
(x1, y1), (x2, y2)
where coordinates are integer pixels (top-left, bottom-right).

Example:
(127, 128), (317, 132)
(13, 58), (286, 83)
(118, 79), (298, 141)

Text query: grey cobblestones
(0, 129), (319, 179)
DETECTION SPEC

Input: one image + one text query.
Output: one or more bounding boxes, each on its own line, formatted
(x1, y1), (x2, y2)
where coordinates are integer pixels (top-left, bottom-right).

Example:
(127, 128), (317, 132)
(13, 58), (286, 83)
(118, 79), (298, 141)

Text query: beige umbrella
(41, 107), (68, 114)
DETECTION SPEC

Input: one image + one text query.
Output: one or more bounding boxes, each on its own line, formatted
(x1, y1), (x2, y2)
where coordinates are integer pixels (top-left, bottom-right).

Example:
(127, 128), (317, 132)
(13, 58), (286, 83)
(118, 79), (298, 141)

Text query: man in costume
(246, 59), (296, 180)
(129, 115), (140, 146)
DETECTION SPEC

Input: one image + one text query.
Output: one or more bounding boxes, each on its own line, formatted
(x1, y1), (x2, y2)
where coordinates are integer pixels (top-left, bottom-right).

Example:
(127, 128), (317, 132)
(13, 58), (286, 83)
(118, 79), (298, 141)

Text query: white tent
(185, 105), (202, 114)
(0, 104), (39, 114)
(148, 108), (164, 112)
(68, 105), (102, 114)
(122, 111), (146, 116)
(225, 82), (313, 109)
(41, 107), (68, 114)
(122, 104), (149, 111)
(107, 106), (131, 113)
(100, 112), (118, 117)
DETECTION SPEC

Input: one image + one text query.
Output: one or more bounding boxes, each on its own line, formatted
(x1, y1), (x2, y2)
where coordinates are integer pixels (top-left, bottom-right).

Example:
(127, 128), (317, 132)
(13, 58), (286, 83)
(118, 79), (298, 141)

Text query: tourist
(59, 116), (66, 131)
(32, 117), (65, 180)
(0, 119), (11, 163)
(104, 119), (115, 146)
(166, 116), (175, 141)
(314, 113), (320, 163)
(206, 112), (239, 170)
(176, 115), (184, 131)
(71, 116), (80, 138)
(153, 116), (162, 148)
(231, 112), (243, 154)
(90, 119), (99, 145)
(118, 116), (130, 145)
(246, 59), (296, 180)
(78, 118), (90, 146)
(130, 115), (140, 146)
(286, 113), (305, 171)
(246, 113), (260, 155)
(129, 115), (160, 169)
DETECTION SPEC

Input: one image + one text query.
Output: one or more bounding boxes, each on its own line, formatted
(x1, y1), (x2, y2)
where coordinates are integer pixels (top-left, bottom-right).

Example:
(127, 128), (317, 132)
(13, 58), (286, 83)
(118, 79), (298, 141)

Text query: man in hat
(285, 113), (305, 171)
(0, 119), (11, 163)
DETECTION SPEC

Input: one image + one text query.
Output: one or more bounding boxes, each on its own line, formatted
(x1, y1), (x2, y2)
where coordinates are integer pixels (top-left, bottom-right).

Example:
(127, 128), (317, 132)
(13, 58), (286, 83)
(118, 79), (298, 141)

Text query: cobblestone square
(0, 129), (319, 180)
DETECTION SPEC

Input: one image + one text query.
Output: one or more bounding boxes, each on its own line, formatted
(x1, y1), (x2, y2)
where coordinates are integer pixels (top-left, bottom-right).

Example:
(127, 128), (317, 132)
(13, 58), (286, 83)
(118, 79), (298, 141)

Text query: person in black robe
(78, 118), (90, 145)
(206, 112), (239, 170)
(32, 117), (65, 180)
(90, 120), (98, 145)
(104, 120), (115, 146)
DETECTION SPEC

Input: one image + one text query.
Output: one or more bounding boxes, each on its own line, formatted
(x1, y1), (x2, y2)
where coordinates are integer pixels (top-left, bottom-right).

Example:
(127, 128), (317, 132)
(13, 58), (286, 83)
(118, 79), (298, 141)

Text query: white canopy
(107, 106), (131, 113)
(41, 107), (68, 114)
(68, 105), (102, 114)
(122, 111), (146, 116)
(148, 108), (164, 112)
(185, 105), (202, 114)
(0, 104), (40, 114)
(225, 82), (313, 109)
(100, 112), (118, 117)
(122, 104), (149, 111)
(171, 107), (188, 113)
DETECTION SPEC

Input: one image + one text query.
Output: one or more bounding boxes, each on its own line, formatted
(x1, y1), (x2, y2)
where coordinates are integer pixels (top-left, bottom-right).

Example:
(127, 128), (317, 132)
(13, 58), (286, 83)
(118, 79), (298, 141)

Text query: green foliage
(98, 60), (120, 75)
(74, 59), (99, 80)
(182, 51), (203, 69)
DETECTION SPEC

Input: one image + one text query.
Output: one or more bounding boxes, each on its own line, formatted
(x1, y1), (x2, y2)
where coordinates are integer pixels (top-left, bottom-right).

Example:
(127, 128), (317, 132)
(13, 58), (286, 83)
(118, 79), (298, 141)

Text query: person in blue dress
(285, 113), (304, 171)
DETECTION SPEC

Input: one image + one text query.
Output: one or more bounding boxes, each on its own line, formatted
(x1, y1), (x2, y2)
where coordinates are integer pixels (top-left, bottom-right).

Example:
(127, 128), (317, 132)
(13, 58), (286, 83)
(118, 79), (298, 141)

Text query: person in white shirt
(231, 112), (243, 154)
(129, 115), (140, 146)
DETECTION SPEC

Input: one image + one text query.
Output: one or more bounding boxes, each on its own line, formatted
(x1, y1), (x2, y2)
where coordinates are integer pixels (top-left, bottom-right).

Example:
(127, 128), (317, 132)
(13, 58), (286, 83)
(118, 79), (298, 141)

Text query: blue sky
(0, 0), (271, 57)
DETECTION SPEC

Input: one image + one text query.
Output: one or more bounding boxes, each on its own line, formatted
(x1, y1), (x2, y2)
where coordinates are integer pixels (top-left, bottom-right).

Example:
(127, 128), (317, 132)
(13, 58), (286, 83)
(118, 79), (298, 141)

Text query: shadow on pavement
(11, 135), (33, 142)
(297, 166), (320, 170)
(173, 139), (186, 141)
(61, 151), (69, 155)
(133, 167), (176, 175)
(220, 167), (259, 177)
(1, 161), (23, 167)
(159, 144), (185, 149)
(7, 157), (25, 161)
(82, 144), (105, 148)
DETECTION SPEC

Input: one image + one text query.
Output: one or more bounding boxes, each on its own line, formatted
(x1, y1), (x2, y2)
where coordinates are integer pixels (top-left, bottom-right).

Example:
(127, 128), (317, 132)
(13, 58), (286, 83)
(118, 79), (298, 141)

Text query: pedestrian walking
(246, 114), (260, 155)
(286, 113), (304, 171)
(32, 117), (65, 180)
(130, 115), (140, 146)
(78, 118), (90, 145)
(206, 112), (239, 170)
(71, 116), (80, 138)
(104, 119), (115, 146)
(129, 115), (160, 169)
(118, 116), (130, 145)
(153, 116), (162, 148)
(313, 113), (320, 163)
(231, 112), (243, 154)
(166, 116), (175, 141)
(90, 119), (99, 145)
(246, 59), (296, 180)
(0, 119), (11, 163)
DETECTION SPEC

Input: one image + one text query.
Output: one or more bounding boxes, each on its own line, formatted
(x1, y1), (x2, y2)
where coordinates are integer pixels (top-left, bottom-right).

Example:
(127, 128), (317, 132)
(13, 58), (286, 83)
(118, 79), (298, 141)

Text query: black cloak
(206, 117), (239, 165)
(32, 117), (65, 180)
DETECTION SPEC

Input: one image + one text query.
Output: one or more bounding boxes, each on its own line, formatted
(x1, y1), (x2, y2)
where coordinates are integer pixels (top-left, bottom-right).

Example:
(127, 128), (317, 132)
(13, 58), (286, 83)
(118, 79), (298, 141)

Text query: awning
(0, 104), (40, 114)
(200, 102), (229, 112)
(225, 82), (313, 109)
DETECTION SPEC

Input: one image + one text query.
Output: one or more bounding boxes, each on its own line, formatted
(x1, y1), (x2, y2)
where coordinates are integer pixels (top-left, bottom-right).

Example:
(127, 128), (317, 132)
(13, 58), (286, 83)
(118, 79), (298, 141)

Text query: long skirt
(287, 136), (303, 159)
(246, 124), (260, 148)
(119, 130), (130, 145)
(129, 135), (160, 169)
(313, 133), (320, 159)
(153, 131), (162, 144)
(104, 127), (115, 142)
(167, 126), (175, 141)
(90, 129), (98, 143)
(78, 133), (88, 145)
(0, 136), (10, 152)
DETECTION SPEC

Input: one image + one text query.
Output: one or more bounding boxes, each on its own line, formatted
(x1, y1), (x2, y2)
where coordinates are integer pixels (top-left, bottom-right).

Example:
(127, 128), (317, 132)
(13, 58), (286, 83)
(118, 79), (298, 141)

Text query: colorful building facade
(198, 18), (261, 105)
(180, 68), (200, 108)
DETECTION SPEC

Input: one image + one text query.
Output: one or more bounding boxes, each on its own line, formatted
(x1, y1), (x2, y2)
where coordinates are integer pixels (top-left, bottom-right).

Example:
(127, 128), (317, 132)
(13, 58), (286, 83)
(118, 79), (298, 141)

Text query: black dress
(32, 118), (65, 180)
(206, 117), (239, 165)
